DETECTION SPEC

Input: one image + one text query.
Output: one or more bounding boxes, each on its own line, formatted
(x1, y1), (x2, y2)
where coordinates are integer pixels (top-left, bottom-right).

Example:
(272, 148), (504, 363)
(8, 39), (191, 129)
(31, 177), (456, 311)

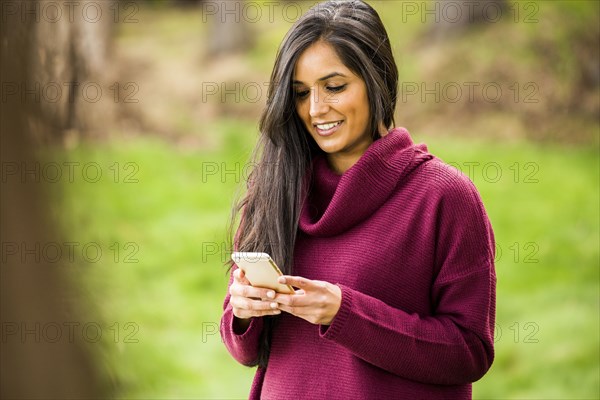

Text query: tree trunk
(7, 0), (117, 145)
(0, 1), (107, 397)
(206, 0), (254, 58)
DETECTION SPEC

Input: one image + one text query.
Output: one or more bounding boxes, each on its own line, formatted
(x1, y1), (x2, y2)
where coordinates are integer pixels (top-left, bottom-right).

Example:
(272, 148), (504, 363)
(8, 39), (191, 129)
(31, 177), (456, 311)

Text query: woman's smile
(314, 120), (343, 136)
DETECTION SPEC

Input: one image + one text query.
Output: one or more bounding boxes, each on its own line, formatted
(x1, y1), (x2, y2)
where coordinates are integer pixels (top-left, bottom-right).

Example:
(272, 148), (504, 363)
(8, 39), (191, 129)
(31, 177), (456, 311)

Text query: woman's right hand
(229, 268), (281, 322)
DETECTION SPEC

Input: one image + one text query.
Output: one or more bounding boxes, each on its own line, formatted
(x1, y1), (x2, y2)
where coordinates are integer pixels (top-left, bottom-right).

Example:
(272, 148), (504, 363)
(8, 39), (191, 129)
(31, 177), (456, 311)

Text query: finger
(278, 275), (323, 290)
(230, 283), (276, 301)
(234, 269), (274, 297)
(233, 307), (281, 319)
(233, 268), (251, 285)
(277, 303), (312, 317)
(274, 292), (311, 308)
(230, 296), (280, 312)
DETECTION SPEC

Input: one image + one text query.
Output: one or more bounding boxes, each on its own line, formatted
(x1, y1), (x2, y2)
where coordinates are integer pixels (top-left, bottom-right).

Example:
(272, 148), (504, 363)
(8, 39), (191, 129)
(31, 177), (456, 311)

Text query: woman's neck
(326, 142), (371, 175)
(326, 124), (388, 174)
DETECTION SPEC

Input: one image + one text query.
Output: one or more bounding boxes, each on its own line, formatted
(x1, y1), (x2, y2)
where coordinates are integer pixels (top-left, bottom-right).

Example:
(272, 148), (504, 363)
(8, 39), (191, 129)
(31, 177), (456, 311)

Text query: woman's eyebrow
(292, 72), (347, 85)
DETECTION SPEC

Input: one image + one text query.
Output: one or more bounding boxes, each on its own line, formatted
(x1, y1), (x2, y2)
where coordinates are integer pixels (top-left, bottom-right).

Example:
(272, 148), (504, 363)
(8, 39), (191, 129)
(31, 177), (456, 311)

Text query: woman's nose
(309, 88), (330, 118)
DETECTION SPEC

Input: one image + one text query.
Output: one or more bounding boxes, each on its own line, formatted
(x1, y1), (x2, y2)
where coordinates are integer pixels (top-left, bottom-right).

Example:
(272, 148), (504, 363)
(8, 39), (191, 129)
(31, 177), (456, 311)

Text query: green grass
(50, 122), (599, 399)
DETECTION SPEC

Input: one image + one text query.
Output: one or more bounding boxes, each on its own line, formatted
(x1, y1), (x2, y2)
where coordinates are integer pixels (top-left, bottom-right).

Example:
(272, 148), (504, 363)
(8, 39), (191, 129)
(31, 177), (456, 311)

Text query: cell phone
(231, 252), (294, 294)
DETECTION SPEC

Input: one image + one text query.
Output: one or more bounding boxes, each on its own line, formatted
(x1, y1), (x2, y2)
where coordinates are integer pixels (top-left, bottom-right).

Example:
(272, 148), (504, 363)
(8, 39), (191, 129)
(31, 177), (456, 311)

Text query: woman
(220, 1), (496, 398)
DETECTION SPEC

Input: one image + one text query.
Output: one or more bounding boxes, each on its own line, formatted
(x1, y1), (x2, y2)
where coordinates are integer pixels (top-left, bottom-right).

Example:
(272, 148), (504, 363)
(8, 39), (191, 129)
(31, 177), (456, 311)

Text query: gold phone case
(231, 252), (295, 294)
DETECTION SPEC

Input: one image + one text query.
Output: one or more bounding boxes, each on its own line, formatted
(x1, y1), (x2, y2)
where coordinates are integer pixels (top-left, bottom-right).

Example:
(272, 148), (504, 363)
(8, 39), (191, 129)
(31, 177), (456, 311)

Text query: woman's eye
(295, 90), (310, 99)
(326, 85), (346, 93)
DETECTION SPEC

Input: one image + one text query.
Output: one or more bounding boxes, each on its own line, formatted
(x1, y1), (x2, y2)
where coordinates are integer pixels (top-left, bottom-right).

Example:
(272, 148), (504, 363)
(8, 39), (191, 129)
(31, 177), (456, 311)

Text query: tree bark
(8, 0), (117, 145)
(206, 0), (254, 58)
(1, 1), (108, 397)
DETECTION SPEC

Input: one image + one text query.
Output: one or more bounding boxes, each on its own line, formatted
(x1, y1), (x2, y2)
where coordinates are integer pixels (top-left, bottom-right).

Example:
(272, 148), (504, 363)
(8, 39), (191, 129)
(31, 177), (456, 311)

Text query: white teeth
(316, 121), (341, 130)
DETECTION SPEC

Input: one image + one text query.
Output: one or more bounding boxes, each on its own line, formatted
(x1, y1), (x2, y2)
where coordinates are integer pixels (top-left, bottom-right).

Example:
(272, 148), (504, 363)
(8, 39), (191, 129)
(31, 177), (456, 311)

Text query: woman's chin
(313, 138), (341, 155)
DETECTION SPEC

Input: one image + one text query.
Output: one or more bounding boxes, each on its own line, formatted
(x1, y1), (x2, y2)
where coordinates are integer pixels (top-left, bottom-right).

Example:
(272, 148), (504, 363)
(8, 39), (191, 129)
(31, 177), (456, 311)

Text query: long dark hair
(226, 0), (398, 368)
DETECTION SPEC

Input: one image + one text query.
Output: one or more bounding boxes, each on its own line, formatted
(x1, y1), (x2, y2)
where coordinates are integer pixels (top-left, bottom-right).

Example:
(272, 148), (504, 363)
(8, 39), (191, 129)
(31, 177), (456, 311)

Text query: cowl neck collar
(299, 127), (432, 237)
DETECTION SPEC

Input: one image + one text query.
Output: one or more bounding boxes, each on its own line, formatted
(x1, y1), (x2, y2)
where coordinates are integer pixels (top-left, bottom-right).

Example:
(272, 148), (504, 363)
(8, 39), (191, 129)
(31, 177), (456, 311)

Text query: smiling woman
(293, 41), (382, 174)
(220, 1), (496, 399)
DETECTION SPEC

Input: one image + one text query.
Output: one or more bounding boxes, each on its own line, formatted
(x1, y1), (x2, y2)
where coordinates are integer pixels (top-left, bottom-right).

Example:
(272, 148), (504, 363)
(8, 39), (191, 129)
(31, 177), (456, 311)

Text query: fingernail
(278, 277), (286, 283)
(270, 302), (278, 309)
(267, 291), (275, 299)
(273, 310), (281, 314)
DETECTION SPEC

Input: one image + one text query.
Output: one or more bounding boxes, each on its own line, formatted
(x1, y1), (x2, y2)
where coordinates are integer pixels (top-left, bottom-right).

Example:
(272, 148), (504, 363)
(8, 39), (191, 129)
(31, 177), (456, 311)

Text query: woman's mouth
(314, 120), (343, 136)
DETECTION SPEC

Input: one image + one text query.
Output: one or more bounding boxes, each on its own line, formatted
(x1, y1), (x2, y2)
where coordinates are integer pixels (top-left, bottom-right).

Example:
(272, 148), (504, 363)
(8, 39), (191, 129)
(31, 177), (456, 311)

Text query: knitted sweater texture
(220, 127), (497, 399)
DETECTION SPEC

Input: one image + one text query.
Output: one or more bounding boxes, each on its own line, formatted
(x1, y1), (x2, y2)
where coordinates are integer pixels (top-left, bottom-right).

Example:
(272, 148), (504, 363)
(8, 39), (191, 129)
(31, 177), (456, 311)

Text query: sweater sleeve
(219, 205), (265, 367)
(319, 173), (496, 385)
(220, 265), (265, 366)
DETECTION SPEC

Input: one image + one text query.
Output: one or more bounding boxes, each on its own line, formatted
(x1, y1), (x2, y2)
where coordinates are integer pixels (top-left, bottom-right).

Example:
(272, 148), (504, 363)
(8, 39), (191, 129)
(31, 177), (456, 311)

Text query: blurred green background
(34, 0), (600, 398)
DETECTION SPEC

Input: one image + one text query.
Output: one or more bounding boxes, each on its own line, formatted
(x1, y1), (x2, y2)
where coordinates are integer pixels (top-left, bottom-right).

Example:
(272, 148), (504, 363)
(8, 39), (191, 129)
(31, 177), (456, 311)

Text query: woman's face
(293, 41), (373, 174)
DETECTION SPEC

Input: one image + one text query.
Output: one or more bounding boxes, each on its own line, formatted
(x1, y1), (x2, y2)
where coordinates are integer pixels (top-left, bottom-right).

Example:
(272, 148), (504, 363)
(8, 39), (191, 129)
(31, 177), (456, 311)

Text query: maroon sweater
(220, 128), (496, 399)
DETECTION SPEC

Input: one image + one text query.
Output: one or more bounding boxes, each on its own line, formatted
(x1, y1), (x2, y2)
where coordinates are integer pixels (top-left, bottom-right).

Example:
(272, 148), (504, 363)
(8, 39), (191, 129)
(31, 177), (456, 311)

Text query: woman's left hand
(274, 275), (342, 325)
